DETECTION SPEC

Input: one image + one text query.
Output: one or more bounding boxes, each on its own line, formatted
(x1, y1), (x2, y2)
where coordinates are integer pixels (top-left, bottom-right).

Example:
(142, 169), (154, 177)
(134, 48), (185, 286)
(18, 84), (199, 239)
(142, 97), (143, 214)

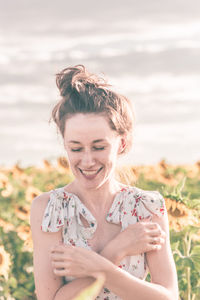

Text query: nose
(81, 150), (96, 167)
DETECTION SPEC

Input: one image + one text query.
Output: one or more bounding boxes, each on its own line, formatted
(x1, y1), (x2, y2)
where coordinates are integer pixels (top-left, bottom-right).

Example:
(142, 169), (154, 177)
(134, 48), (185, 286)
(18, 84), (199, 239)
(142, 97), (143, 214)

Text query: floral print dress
(41, 185), (165, 300)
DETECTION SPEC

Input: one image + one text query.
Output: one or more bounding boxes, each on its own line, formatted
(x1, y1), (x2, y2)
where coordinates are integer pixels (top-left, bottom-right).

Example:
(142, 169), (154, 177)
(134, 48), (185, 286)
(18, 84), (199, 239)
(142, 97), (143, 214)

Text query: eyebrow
(68, 139), (106, 144)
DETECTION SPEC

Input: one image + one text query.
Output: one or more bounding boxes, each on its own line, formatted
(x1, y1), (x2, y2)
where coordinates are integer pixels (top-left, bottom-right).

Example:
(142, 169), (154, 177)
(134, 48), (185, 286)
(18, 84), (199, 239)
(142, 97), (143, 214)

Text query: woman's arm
(53, 218), (168, 300)
(53, 213), (178, 300)
(53, 243), (119, 300)
(98, 211), (179, 300)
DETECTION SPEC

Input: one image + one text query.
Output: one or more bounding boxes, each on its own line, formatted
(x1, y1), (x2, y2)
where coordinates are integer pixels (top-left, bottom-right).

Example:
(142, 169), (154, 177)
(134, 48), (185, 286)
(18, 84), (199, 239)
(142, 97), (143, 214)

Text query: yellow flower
(16, 225), (33, 252)
(43, 159), (53, 171)
(25, 186), (42, 203)
(0, 219), (14, 233)
(11, 164), (24, 178)
(14, 205), (29, 221)
(0, 245), (11, 281)
(0, 172), (9, 189)
(165, 197), (199, 231)
(1, 182), (14, 197)
(57, 156), (70, 173)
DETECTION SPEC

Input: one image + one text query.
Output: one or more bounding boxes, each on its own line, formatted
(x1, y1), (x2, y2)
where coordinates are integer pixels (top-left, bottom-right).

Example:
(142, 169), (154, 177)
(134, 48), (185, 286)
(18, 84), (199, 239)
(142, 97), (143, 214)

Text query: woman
(30, 65), (179, 300)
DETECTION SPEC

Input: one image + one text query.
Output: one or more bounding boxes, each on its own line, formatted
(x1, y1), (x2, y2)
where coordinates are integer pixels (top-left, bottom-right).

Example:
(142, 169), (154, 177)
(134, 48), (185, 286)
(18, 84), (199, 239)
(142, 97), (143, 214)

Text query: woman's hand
(50, 243), (113, 279)
(110, 217), (166, 263)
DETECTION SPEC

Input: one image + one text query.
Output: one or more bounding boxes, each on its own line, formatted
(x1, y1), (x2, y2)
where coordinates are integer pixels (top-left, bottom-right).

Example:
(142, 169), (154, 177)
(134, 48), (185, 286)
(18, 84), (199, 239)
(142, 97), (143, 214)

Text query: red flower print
(135, 196), (142, 203)
(69, 239), (75, 246)
(132, 208), (137, 216)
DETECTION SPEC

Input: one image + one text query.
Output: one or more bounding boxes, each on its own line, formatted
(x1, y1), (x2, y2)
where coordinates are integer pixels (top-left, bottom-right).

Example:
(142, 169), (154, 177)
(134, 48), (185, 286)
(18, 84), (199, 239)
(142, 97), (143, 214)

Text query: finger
(51, 254), (65, 261)
(149, 237), (165, 245)
(146, 222), (160, 229)
(52, 261), (67, 268)
(51, 244), (73, 253)
(51, 246), (64, 253)
(146, 243), (162, 252)
(147, 228), (164, 237)
(53, 268), (67, 276)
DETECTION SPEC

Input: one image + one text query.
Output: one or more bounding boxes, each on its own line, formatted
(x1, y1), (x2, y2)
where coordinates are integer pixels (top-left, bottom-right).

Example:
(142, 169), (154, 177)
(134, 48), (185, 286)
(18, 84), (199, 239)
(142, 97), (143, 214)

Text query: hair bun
(56, 64), (109, 97)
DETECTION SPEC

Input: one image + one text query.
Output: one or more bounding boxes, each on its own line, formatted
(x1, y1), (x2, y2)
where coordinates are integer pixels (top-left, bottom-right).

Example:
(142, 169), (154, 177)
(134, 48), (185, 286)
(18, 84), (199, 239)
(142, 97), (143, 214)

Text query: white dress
(41, 185), (165, 300)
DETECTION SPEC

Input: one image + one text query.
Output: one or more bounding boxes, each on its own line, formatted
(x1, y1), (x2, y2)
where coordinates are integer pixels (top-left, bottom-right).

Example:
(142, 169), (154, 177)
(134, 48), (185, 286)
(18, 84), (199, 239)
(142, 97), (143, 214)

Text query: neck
(70, 177), (124, 216)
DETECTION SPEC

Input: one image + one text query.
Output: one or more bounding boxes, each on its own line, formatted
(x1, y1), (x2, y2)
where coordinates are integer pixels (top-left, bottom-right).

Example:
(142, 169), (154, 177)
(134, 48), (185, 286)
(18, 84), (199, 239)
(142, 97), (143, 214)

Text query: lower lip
(79, 167), (103, 180)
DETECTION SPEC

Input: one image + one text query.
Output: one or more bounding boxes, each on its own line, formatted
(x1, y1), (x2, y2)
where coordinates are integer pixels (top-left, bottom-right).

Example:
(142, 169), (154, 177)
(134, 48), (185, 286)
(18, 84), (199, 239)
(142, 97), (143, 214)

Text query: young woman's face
(64, 113), (124, 190)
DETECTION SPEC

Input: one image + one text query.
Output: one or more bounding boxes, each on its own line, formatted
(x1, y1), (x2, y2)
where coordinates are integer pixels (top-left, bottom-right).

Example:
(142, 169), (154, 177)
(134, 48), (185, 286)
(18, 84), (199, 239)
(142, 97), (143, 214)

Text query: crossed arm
(52, 212), (179, 300)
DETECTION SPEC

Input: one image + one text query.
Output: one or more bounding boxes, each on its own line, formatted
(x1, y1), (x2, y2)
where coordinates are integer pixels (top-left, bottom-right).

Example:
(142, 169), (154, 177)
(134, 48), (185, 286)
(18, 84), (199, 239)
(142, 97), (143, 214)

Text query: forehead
(64, 113), (117, 142)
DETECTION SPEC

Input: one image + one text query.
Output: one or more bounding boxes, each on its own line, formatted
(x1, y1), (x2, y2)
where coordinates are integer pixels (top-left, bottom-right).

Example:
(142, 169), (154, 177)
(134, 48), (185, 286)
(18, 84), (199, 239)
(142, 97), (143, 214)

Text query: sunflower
(0, 219), (14, 233)
(16, 225), (33, 252)
(141, 163), (181, 186)
(0, 172), (9, 189)
(180, 163), (199, 178)
(159, 159), (169, 170)
(42, 159), (53, 171)
(57, 156), (70, 173)
(11, 164), (24, 179)
(14, 205), (29, 221)
(165, 197), (199, 231)
(25, 186), (42, 203)
(1, 182), (14, 198)
(0, 245), (11, 281)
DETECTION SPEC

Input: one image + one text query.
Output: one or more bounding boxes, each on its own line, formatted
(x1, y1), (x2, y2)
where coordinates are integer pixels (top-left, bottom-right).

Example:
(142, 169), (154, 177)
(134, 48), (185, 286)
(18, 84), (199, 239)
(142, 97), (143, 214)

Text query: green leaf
(8, 277), (17, 289)
(12, 286), (30, 299)
(190, 245), (200, 270)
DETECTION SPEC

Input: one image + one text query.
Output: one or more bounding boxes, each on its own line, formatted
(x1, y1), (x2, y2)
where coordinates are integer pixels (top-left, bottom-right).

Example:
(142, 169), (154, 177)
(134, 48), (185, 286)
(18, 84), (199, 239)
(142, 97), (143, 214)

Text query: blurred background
(0, 0), (200, 168)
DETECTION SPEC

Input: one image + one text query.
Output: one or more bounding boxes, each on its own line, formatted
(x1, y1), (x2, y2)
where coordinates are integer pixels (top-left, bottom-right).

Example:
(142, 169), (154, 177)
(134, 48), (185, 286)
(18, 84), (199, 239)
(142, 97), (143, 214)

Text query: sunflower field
(0, 157), (199, 300)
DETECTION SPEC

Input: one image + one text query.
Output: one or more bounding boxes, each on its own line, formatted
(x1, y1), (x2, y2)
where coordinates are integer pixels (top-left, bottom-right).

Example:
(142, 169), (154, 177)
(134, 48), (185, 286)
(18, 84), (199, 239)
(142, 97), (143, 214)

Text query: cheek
(101, 149), (118, 165)
(66, 152), (79, 167)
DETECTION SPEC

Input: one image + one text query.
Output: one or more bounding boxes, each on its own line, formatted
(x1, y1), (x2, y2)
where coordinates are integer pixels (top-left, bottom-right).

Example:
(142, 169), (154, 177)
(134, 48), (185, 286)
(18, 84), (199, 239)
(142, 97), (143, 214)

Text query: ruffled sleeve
(41, 188), (97, 247)
(134, 188), (165, 221)
(41, 189), (68, 232)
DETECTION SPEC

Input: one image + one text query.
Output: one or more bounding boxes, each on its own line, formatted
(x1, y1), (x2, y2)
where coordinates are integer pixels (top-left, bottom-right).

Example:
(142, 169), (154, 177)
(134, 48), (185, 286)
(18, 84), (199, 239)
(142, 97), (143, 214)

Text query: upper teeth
(82, 170), (99, 175)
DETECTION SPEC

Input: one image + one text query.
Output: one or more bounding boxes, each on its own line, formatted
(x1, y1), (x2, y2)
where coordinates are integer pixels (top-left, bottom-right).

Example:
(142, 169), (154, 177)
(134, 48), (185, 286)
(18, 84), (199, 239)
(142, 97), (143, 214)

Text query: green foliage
(0, 228), (35, 299)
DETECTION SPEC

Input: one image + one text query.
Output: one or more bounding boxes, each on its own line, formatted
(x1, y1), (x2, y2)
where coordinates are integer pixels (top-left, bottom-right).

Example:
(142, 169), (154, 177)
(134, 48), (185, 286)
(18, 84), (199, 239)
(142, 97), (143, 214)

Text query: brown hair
(49, 64), (135, 154)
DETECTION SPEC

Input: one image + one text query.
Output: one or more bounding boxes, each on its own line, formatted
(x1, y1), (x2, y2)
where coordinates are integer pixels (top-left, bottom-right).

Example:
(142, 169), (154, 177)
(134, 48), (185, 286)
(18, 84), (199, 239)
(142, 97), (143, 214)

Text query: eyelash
(71, 147), (105, 152)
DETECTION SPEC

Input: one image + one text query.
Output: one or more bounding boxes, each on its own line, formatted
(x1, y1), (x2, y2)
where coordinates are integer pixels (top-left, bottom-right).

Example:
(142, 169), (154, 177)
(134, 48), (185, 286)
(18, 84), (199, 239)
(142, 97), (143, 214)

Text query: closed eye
(93, 147), (105, 150)
(71, 148), (82, 152)
(70, 146), (105, 152)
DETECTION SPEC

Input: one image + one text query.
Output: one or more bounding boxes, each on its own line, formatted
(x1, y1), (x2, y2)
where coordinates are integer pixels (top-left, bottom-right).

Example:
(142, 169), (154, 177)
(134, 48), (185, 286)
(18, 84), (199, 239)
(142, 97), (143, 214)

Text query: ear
(118, 136), (127, 154)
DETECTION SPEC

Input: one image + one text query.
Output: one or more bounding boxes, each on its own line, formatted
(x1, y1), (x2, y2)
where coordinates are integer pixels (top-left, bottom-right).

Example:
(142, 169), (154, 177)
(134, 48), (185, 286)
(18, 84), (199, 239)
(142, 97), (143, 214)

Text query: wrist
(100, 238), (126, 265)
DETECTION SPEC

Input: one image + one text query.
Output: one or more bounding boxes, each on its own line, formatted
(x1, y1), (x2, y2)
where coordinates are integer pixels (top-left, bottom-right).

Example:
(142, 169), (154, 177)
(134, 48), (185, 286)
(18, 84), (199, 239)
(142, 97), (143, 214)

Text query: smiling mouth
(79, 167), (103, 177)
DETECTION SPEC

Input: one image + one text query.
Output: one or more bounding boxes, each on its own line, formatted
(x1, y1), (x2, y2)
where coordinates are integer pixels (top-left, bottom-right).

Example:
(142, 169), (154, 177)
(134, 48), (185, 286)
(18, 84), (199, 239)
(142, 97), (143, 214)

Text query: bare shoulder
(146, 209), (179, 299)
(30, 191), (51, 239)
(30, 191), (50, 217)
(30, 191), (64, 300)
